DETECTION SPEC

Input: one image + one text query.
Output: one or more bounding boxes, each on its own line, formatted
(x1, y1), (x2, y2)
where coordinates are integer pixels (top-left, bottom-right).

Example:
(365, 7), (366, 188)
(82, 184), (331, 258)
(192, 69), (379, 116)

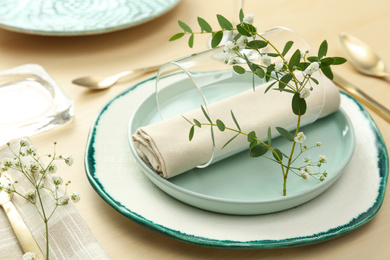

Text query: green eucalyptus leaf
(318, 40), (328, 59)
(236, 24), (251, 36)
(181, 115), (192, 125)
(273, 88), (295, 94)
(292, 93), (307, 116)
(233, 33), (242, 41)
(297, 62), (310, 71)
(231, 110), (241, 131)
(332, 57), (347, 65)
(264, 80), (277, 93)
(193, 119), (201, 127)
(272, 148), (283, 161)
(250, 143), (268, 157)
(246, 40), (267, 49)
(233, 65), (246, 74)
(307, 56), (319, 62)
(265, 53), (279, 57)
(169, 33), (185, 41)
(249, 140), (257, 150)
(276, 127), (294, 142)
(211, 31), (223, 48)
(320, 57), (334, 67)
(279, 74), (293, 91)
(282, 41), (294, 56)
(189, 126), (195, 141)
(265, 64), (275, 82)
(247, 131), (256, 142)
(239, 9), (244, 23)
(267, 127), (272, 146)
(222, 133), (239, 149)
(321, 66), (334, 80)
(216, 119), (226, 131)
(217, 14), (233, 30)
(188, 34), (194, 48)
(288, 49), (301, 71)
(201, 105), (212, 123)
(197, 17), (212, 32)
(178, 20), (192, 33)
(243, 54), (254, 71)
(310, 77), (319, 84)
(255, 68), (265, 78)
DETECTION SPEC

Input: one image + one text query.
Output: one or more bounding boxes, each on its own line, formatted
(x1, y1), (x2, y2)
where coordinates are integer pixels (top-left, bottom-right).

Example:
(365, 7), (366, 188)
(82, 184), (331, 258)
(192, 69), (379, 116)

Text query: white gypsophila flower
(27, 161), (40, 175)
(235, 36), (248, 49)
(52, 175), (63, 186)
(223, 40), (236, 54)
(59, 194), (70, 205)
(319, 155), (328, 163)
(2, 182), (14, 193)
(23, 252), (36, 260)
(303, 158), (310, 163)
(20, 139), (30, 147)
(305, 165), (313, 174)
(48, 163), (57, 174)
(2, 157), (13, 167)
(294, 132), (306, 143)
(243, 14), (254, 24)
(65, 155), (74, 166)
(320, 175), (325, 182)
(304, 61), (320, 76)
(261, 54), (272, 66)
(225, 55), (237, 65)
(275, 62), (284, 72)
(300, 88), (311, 99)
(24, 189), (36, 202)
(316, 142), (322, 147)
(300, 170), (310, 180)
(71, 191), (81, 203)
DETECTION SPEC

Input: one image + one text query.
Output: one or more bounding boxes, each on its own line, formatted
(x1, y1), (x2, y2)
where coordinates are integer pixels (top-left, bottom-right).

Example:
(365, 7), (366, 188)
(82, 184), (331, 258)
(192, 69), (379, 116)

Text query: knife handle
(333, 74), (390, 123)
(3, 201), (45, 260)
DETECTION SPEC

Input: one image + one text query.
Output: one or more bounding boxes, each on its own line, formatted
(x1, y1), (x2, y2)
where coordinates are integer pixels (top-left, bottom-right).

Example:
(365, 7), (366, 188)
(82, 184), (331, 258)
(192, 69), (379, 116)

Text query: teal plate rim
(84, 76), (389, 249)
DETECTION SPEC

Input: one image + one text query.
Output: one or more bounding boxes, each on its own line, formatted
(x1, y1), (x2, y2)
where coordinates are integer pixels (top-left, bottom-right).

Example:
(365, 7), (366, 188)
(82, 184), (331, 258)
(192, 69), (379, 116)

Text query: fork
(0, 171), (44, 259)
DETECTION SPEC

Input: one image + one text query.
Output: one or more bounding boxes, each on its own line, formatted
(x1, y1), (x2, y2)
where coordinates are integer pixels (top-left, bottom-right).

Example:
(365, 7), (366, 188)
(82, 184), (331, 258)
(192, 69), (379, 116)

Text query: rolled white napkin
(132, 76), (340, 178)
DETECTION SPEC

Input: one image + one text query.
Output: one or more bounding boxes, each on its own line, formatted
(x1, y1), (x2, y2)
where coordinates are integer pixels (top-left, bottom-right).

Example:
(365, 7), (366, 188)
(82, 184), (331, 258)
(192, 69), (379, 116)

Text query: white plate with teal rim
(0, 0), (180, 36)
(85, 75), (388, 248)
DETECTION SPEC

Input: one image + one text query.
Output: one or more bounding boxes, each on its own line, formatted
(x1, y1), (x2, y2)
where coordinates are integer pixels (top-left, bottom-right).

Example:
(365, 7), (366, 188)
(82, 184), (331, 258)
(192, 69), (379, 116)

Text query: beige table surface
(1, 0), (390, 259)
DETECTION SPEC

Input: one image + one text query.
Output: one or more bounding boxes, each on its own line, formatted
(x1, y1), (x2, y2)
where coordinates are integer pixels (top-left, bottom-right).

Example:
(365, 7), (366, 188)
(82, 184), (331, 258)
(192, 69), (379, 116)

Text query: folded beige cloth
(0, 139), (109, 260)
(132, 76), (340, 179)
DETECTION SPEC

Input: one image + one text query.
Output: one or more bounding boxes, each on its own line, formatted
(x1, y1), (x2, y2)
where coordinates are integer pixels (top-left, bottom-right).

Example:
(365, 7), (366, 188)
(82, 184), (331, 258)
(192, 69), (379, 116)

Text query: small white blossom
(304, 61), (320, 76)
(24, 189), (36, 202)
(316, 142), (322, 147)
(48, 163), (57, 174)
(223, 41), (236, 54)
(320, 175), (325, 182)
(319, 155), (328, 163)
(65, 155), (74, 166)
(300, 88), (311, 99)
(2, 182), (14, 193)
(300, 170), (310, 180)
(59, 194), (70, 205)
(235, 36), (248, 49)
(225, 55), (237, 65)
(275, 62), (284, 72)
(294, 132), (306, 143)
(243, 14), (254, 24)
(305, 165), (312, 174)
(27, 161), (40, 175)
(323, 171), (328, 177)
(2, 158), (13, 167)
(23, 252), (36, 260)
(261, 54), (272, 66)
(52, 175), (63, 186)
(20, 139), (30, 147)
(71, 191), (81, 203)
(303, 158), (310, 163)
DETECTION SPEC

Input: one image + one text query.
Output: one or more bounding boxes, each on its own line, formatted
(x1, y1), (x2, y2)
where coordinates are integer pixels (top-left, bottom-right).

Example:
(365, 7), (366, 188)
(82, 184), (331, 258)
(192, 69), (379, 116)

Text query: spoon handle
(333, 73), (390, 123)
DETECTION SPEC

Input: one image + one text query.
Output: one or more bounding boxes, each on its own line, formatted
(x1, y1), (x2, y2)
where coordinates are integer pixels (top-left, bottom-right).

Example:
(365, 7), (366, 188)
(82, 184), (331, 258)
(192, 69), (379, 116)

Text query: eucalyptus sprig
(171, 10), (346, 196)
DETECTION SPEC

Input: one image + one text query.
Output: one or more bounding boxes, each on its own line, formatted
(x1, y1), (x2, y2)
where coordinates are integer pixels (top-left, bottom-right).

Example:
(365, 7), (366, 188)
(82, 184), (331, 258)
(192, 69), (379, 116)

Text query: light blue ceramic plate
(85, 75), (388, 248)
(0, 0), (180, 36)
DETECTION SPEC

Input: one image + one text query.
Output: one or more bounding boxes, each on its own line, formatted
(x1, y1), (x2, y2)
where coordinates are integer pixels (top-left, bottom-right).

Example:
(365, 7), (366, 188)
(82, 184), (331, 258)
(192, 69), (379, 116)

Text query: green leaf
(201, 105), (212, 123)
(217, 14), (233, 30)
(307, 56), (319, 62)
(242, 54), (254, 71)
(321, 66), (334, 80)
(236, 24), (251, 37)
(250, 144), (268, 157)
(310, 77), (319, 84)
(279, 74), (293, 91)
(231, 110), (241, 131)
(267, 127), (272, 146)
(264, 53), (279, 57)
(249, 140), (257, 150)
(222, 134), (239, 149)
(197, 17), (212, 32)
(318, 40), (328, 59)
(332, 57), (347, 65)
(216, 119), (226, 131)
(239, 9), (244, 23)
(265, 64), (275, 82)
(178, 20), (192, 33)
(246, 40), (267, 49)
(319, 57), (334, 67)
(292, 93), (307, 116)
(233, 33), (242, 41)
(169, 33), (185, 41)
(282, 41), (294, 56)
(255, 68), (265, 78)
(276, 127), (294, 142)
(189, 126), (195, 141)
(264, 80), (277, 93)
(211, 31), (223, 48)
(233, 65), (246, 74)
(247, 131), (256, 142)
(272, 148), (283, 161)
(273, 88), (296, 94)
(288, 49), (301, 71)
(181, 115), (192, 125)
(297, 62), (310, 71)
(188, 34), (194, 48)
(193, 119), (201, 127)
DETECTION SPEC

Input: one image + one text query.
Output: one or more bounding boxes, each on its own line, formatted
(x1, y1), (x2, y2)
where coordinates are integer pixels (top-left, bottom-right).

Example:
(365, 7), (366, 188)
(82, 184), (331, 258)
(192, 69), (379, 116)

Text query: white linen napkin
(132, 76), (340, 178)
(0, 139), (109, 260)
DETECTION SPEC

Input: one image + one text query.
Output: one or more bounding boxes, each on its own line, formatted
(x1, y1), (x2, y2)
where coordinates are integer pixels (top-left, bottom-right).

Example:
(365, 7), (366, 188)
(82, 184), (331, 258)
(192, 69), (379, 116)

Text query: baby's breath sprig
(0, 139), (79, 260)
(172, 10), (346, 196)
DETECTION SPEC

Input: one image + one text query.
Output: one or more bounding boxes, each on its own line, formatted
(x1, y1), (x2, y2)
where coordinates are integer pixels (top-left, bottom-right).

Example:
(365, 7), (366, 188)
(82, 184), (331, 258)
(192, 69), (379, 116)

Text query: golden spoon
(71, 64), (161, 89)
(339, 32), (390, 77)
